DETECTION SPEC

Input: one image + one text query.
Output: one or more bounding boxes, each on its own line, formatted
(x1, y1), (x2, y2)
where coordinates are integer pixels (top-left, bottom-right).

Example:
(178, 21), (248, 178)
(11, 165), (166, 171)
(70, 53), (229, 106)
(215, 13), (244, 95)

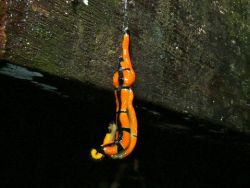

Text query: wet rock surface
(1, 71), (250, 188)
(1, 1), (250, 130)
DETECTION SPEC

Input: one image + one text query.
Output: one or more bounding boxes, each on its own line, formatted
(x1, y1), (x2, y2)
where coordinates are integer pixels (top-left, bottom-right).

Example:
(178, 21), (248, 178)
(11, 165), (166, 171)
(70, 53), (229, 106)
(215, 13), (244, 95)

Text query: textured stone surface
(1, 0), (250, 131)
(0, 0), (7, 57)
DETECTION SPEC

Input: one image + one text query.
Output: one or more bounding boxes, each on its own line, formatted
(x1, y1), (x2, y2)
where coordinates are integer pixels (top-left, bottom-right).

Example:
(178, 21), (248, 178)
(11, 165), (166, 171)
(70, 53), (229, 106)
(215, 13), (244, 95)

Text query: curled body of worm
(91, 30), (137, 160)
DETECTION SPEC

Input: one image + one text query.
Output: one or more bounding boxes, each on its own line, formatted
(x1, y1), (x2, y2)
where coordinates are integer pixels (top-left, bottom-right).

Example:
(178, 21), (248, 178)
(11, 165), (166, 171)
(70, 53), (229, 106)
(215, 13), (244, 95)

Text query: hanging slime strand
(123, 0), (129, 32)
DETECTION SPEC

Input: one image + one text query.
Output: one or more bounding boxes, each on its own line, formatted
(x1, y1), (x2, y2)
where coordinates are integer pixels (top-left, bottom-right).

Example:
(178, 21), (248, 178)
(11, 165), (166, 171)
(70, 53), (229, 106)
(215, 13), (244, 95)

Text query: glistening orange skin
(90, 30), (137, 159)
(111, 32), (137, 159)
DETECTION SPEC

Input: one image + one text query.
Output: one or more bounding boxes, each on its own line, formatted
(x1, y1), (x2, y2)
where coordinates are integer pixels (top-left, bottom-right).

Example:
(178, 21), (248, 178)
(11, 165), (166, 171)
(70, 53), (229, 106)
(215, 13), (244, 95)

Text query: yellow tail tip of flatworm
(90, 148), (104, 160)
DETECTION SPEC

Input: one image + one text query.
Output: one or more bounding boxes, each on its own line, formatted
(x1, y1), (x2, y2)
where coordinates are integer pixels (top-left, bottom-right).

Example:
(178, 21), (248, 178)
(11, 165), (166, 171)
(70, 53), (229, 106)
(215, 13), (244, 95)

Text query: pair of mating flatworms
(91, 30), (137, 160)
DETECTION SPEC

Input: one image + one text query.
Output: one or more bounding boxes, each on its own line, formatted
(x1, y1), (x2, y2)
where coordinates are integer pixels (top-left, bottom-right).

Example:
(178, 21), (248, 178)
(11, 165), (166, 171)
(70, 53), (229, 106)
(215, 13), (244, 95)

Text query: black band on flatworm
(118, 71), (123, 85)
(119, 68), (130, 72)
(114, 86), (131, 91)
(121, 128), (131, 133)
(116, 110), (128, 114)
(115, 141), (125, 152)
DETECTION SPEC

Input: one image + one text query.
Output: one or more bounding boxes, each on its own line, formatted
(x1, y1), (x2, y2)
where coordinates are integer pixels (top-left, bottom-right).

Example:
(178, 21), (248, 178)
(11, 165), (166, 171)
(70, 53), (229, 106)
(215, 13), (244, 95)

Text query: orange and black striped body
(91, 30), (137, 160)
